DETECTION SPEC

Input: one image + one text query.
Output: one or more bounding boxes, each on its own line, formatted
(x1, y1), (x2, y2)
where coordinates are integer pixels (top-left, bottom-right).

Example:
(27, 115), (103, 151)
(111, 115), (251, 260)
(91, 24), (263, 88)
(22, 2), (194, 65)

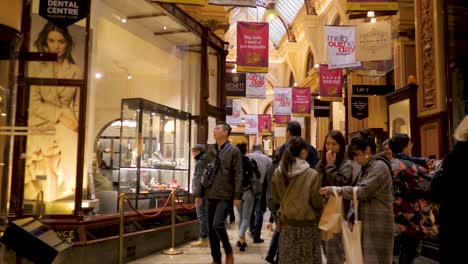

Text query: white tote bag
(341, 187), (364, 264)
(318, 187), (343, 240)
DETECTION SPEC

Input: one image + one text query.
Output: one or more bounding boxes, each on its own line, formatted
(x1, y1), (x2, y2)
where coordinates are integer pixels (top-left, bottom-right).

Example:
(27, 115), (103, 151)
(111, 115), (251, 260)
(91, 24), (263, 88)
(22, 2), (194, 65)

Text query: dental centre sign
(40, 0), (89, 27)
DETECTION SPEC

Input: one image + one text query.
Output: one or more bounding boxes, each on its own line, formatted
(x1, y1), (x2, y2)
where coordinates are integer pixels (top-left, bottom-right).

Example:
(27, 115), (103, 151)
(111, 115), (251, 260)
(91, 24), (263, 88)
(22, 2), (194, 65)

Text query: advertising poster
(292, 87), (311, 116)
(356, 20), (392, 62)
(209, 0), (256, 7)
(325, 26), (361, 69)
(39, 0), (89, 27)
(351, 97), (369, 120)
(246, 73), (266, 99)
(347, 0), (399, 11)
(244, 114), (259, 135)
(274, 126), (286, 137)
(258, 114), (272, 135)
(237, 22), (269, 73)
(274, 115), (291, 126)
(226, 99), (242, 126)
(319, 65), (343, 102)
(226, 72), (246, 97)
(273, 87), (292, 115)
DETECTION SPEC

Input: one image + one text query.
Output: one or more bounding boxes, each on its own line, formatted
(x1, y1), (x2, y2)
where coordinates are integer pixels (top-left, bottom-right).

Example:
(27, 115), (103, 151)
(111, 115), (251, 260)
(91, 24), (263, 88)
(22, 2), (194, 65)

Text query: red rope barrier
(125, 192), (173, 218)
(175, 194), (196, 210)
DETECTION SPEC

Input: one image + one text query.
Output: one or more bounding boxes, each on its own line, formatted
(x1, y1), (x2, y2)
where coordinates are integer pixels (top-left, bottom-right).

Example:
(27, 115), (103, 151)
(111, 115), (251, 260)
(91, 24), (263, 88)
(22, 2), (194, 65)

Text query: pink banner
(237, 22), (269, 73)
(244, 114), (258, 135)
(292, 87), (311, 116)
(258, 114), (272, 135)
(320, 65), (343, 102)
(274, 115), (291, 126)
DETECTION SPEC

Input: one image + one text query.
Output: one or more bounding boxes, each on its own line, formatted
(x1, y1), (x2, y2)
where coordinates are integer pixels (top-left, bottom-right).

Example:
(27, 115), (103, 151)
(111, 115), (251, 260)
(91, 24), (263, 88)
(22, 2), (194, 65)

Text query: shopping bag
(319, 187), (343, 240)
(341, 187), (363, 264)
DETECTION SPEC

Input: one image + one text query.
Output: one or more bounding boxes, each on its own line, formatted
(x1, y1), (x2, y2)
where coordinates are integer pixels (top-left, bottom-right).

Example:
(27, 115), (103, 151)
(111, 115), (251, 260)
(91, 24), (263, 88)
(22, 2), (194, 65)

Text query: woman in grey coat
(320, 130), (394, 263)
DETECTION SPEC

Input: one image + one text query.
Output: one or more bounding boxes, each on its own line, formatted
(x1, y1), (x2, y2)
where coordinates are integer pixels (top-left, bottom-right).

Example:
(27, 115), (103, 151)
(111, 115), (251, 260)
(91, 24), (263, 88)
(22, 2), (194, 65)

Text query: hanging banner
(325, 26), (361, 70)
(273, 87), (292, 115)
(226, 72), (246, 97)
(319, 65), (343, 101)
(292, 87), (311, 117)
(274, 126), (286, 137)
(225, 98), (233, 116)
(274, 115), (291, 126)
(153, 0), (207, 5)
(356, 21), (392, 62)
(244, 114), (259, 135)
(352, 84), (395, 96)
(237, 22), (269, 73)
(258, 114), (272, 135)
(39, 0), (89, 27)
(314, 99), (331, 117)
(209, 0), (256, 7)
(246, 73), (266, 99)
(347, 0), (399, 11)
(351, 97), (369, 120)
(226, 99), (242, 126)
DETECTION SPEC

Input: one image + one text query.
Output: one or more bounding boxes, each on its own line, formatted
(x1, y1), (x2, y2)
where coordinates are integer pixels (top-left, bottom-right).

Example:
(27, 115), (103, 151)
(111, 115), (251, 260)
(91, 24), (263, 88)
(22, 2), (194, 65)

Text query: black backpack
(250, 158), (262, 194)
(241, 157), (261, 194)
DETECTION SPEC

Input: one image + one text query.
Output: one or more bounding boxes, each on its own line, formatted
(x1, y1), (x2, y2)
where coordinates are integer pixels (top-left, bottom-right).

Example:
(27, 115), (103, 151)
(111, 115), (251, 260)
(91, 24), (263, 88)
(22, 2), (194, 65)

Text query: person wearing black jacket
(265, 152), (280, 264)
(277, 121), (319, 168)
(190, 144), (209, 247)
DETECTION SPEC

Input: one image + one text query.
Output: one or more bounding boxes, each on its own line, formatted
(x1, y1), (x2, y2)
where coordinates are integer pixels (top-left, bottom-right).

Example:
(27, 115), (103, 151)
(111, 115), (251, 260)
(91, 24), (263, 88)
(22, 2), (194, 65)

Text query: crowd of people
(191, 115), (468, 264)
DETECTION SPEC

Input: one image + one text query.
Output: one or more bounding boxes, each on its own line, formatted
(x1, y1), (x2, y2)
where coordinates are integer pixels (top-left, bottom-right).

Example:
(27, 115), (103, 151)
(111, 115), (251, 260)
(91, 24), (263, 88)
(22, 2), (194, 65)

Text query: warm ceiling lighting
(127, 75), (132, 80)
(95, 73), (102, 79)
(121, 18), (127, 23)
(370, 18), (377, 23)
(367, 11), (375, 17)
(266, 9), (278, 22)
(163, 26), (167, 30)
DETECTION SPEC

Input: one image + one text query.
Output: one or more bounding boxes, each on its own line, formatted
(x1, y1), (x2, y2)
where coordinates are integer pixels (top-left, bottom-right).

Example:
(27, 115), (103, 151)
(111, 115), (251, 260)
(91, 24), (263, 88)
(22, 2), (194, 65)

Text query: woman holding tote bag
(320, 130), (394, 264)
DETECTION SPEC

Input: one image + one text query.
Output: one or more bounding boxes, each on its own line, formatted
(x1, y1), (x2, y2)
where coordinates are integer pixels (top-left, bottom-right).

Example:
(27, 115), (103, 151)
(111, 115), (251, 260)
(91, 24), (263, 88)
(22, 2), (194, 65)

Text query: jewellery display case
(119, 98), (191, 209)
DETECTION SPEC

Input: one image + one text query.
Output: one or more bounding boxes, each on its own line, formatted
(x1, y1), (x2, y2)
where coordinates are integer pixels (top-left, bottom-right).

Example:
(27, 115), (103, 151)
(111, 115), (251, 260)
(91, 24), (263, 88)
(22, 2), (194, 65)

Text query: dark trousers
(249, 193), (264, 238)
(266, 212), (279, 263)
(207, 199), (233, 263)
(228, 201), (235, 223)
(398, 233), (419, 264)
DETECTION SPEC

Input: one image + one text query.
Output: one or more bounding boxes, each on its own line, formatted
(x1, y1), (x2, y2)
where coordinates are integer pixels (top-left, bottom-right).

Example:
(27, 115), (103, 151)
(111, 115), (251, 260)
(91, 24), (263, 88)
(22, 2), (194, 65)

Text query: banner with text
(313, 99), (331, 117)
(292, 87), (311, 116)
(258, 114), (272, 135)
(351, 97), (369, 120)
(153, 0), (207, 5)
(273, 87), (292, 115)
(246, 73), (266, 98)
(319, 65), (343, 101)
(226, 72), (246, 97)
(244, 114), (259, 135)
(39, 0), (90, 27)
(237, 22), (269, 73)
(347, 0), (398, 11)
(226, 99), (242, 126)
(325, 26), (360, 69)
(209, 0), (256, 7)
(273, 115), (291, 126)
(356, 20), (392, 62)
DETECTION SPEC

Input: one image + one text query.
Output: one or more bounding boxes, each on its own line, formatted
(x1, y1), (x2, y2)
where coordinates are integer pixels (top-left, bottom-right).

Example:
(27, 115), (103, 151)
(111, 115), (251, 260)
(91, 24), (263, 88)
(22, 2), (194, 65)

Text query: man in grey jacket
(195, 122), (242, 264)
(190, 144), (209, 247)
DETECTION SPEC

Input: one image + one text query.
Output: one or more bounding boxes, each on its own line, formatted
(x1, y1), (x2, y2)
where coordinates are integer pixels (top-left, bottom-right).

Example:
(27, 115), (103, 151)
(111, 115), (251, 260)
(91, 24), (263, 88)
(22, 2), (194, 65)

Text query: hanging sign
(274, 126), (286, 137)
(347, 0), (399, 11)
(226, 72), (246, 97)
(356, 21), (392, 62)
(274, 115), (291, 126)
(226, 99), (242, 126)
(246, 73), (266, 99)
(313, 99), (330, 117)
(225, 98), (233, 116)
(258, 114), (272, 135)
(244, 114), (259, 135)
(351, 97), (369, 120)
(319, 65), (343, 101)
(39, 0), (90, 27)
(273, 87), (292, 115)
(292, 87), (311, 116)
(352, 85), (394, 96)
(325, 26), (361, 69)
(237, 22), (269, 73)
(153, 0), (207, 5)
(209, 0), (256, 7)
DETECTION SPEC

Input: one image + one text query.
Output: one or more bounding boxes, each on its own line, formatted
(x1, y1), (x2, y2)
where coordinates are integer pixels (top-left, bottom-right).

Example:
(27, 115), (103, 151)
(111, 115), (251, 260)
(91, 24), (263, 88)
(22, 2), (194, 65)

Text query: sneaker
(190, 239), (209, 247)
(253, 237), (264, 243)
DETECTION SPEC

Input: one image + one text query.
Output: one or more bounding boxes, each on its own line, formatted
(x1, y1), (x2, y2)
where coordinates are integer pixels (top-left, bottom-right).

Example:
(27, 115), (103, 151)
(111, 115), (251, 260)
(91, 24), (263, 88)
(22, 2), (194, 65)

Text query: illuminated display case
(119, 98), (191, 209)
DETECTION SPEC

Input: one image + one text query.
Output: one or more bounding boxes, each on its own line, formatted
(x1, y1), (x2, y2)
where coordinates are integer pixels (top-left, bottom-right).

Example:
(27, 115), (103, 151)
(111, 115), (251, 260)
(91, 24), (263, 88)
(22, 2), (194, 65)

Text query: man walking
(195, 122), (242, 264)
(278, 121), (319, 168)
(190, 144), (209, 247)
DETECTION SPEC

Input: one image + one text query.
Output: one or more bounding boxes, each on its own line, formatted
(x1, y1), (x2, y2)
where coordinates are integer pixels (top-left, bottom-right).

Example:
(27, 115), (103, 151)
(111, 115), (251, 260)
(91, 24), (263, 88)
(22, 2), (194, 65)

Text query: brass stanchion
(118, 193), (125, 264)
(162, 188), (183, 255)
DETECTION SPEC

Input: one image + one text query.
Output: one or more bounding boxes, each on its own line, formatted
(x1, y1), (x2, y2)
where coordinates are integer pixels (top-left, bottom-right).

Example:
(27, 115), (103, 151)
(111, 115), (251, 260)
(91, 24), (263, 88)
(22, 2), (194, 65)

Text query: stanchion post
(162, 188), (183, 255)
(118, 193), (125, 264)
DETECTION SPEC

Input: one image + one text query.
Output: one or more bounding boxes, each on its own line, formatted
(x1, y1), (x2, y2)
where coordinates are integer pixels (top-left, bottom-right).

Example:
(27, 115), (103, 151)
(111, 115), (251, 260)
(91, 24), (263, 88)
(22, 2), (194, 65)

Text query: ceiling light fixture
(127, 75), (132, 80)
(121, 18), (127, 23)
(95, 73), (102, 79)
(163, 26), (167, 30)
(265, 3), (278, 23)
(370, 18), (377, 23)
(367, 11), (375, 17)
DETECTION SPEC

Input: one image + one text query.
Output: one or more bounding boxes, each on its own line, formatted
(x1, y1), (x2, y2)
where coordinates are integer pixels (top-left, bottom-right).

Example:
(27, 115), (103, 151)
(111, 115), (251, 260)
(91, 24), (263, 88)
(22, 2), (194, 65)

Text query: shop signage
(226, 72), (246, 97)
(258, 114), (272, 135)
(313, 99), (330, 117)
(209, 0), (256, 7)
(226, 99), (242, 126)
(347, 0), (399, 11)
(352, 84), (394, 95)
(292, 87), (311, 116)
(39, 0), (89, 27)
(319, 65), (343, 102)
(324, 26), (361, 69)
(244, 114), (258, 135)
(356, 21), (392, 62)
(237, 22), (269, 73)
(273, 87), (292, 115)
(155, 0), (207, 5)
(225, 98), (233, 116)
(351, 97), (369, 120)
(274, 115), (291, 126)
(246, 73), (266, 99)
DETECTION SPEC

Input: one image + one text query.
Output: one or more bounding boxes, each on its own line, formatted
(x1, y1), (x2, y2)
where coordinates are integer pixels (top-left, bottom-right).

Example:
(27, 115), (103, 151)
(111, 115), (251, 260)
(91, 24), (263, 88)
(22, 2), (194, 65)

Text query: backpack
(250, 158), (262, 194)
(241, 157), (260, 194)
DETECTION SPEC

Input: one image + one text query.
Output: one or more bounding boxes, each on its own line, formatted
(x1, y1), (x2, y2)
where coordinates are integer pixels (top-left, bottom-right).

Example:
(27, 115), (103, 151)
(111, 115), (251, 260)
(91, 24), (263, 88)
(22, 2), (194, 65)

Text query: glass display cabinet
(119, 98), (191, 210)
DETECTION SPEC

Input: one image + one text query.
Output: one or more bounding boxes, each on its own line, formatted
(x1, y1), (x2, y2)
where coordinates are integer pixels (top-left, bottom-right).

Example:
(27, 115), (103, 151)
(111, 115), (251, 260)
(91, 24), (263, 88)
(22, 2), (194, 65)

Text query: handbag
(318, 186), (343, 240)
(341, 187), (363, 264)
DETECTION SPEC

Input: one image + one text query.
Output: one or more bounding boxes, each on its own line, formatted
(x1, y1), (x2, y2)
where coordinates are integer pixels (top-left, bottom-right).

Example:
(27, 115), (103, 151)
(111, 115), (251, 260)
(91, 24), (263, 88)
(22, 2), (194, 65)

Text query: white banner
(244, 114), (259, 135)
(325, 26), (361, 69)
(274, 126), (286, 137)
(246, 73), (266, 99)
(226, 99), (242, 126)
(273, 87), (292, 115)
(356, 21), (392, 62)
(209, 0), (256, 7)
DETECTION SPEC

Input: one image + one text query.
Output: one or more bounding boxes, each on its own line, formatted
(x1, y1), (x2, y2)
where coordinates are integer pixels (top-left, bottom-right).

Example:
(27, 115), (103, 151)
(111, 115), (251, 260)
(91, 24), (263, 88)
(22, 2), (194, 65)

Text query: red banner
(319, 65), (343, 102)
(274, 115), (291, 126)
(292, 87), (311, 116)
(258, 114), (272, 135)
(237, 22), (269, 73)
